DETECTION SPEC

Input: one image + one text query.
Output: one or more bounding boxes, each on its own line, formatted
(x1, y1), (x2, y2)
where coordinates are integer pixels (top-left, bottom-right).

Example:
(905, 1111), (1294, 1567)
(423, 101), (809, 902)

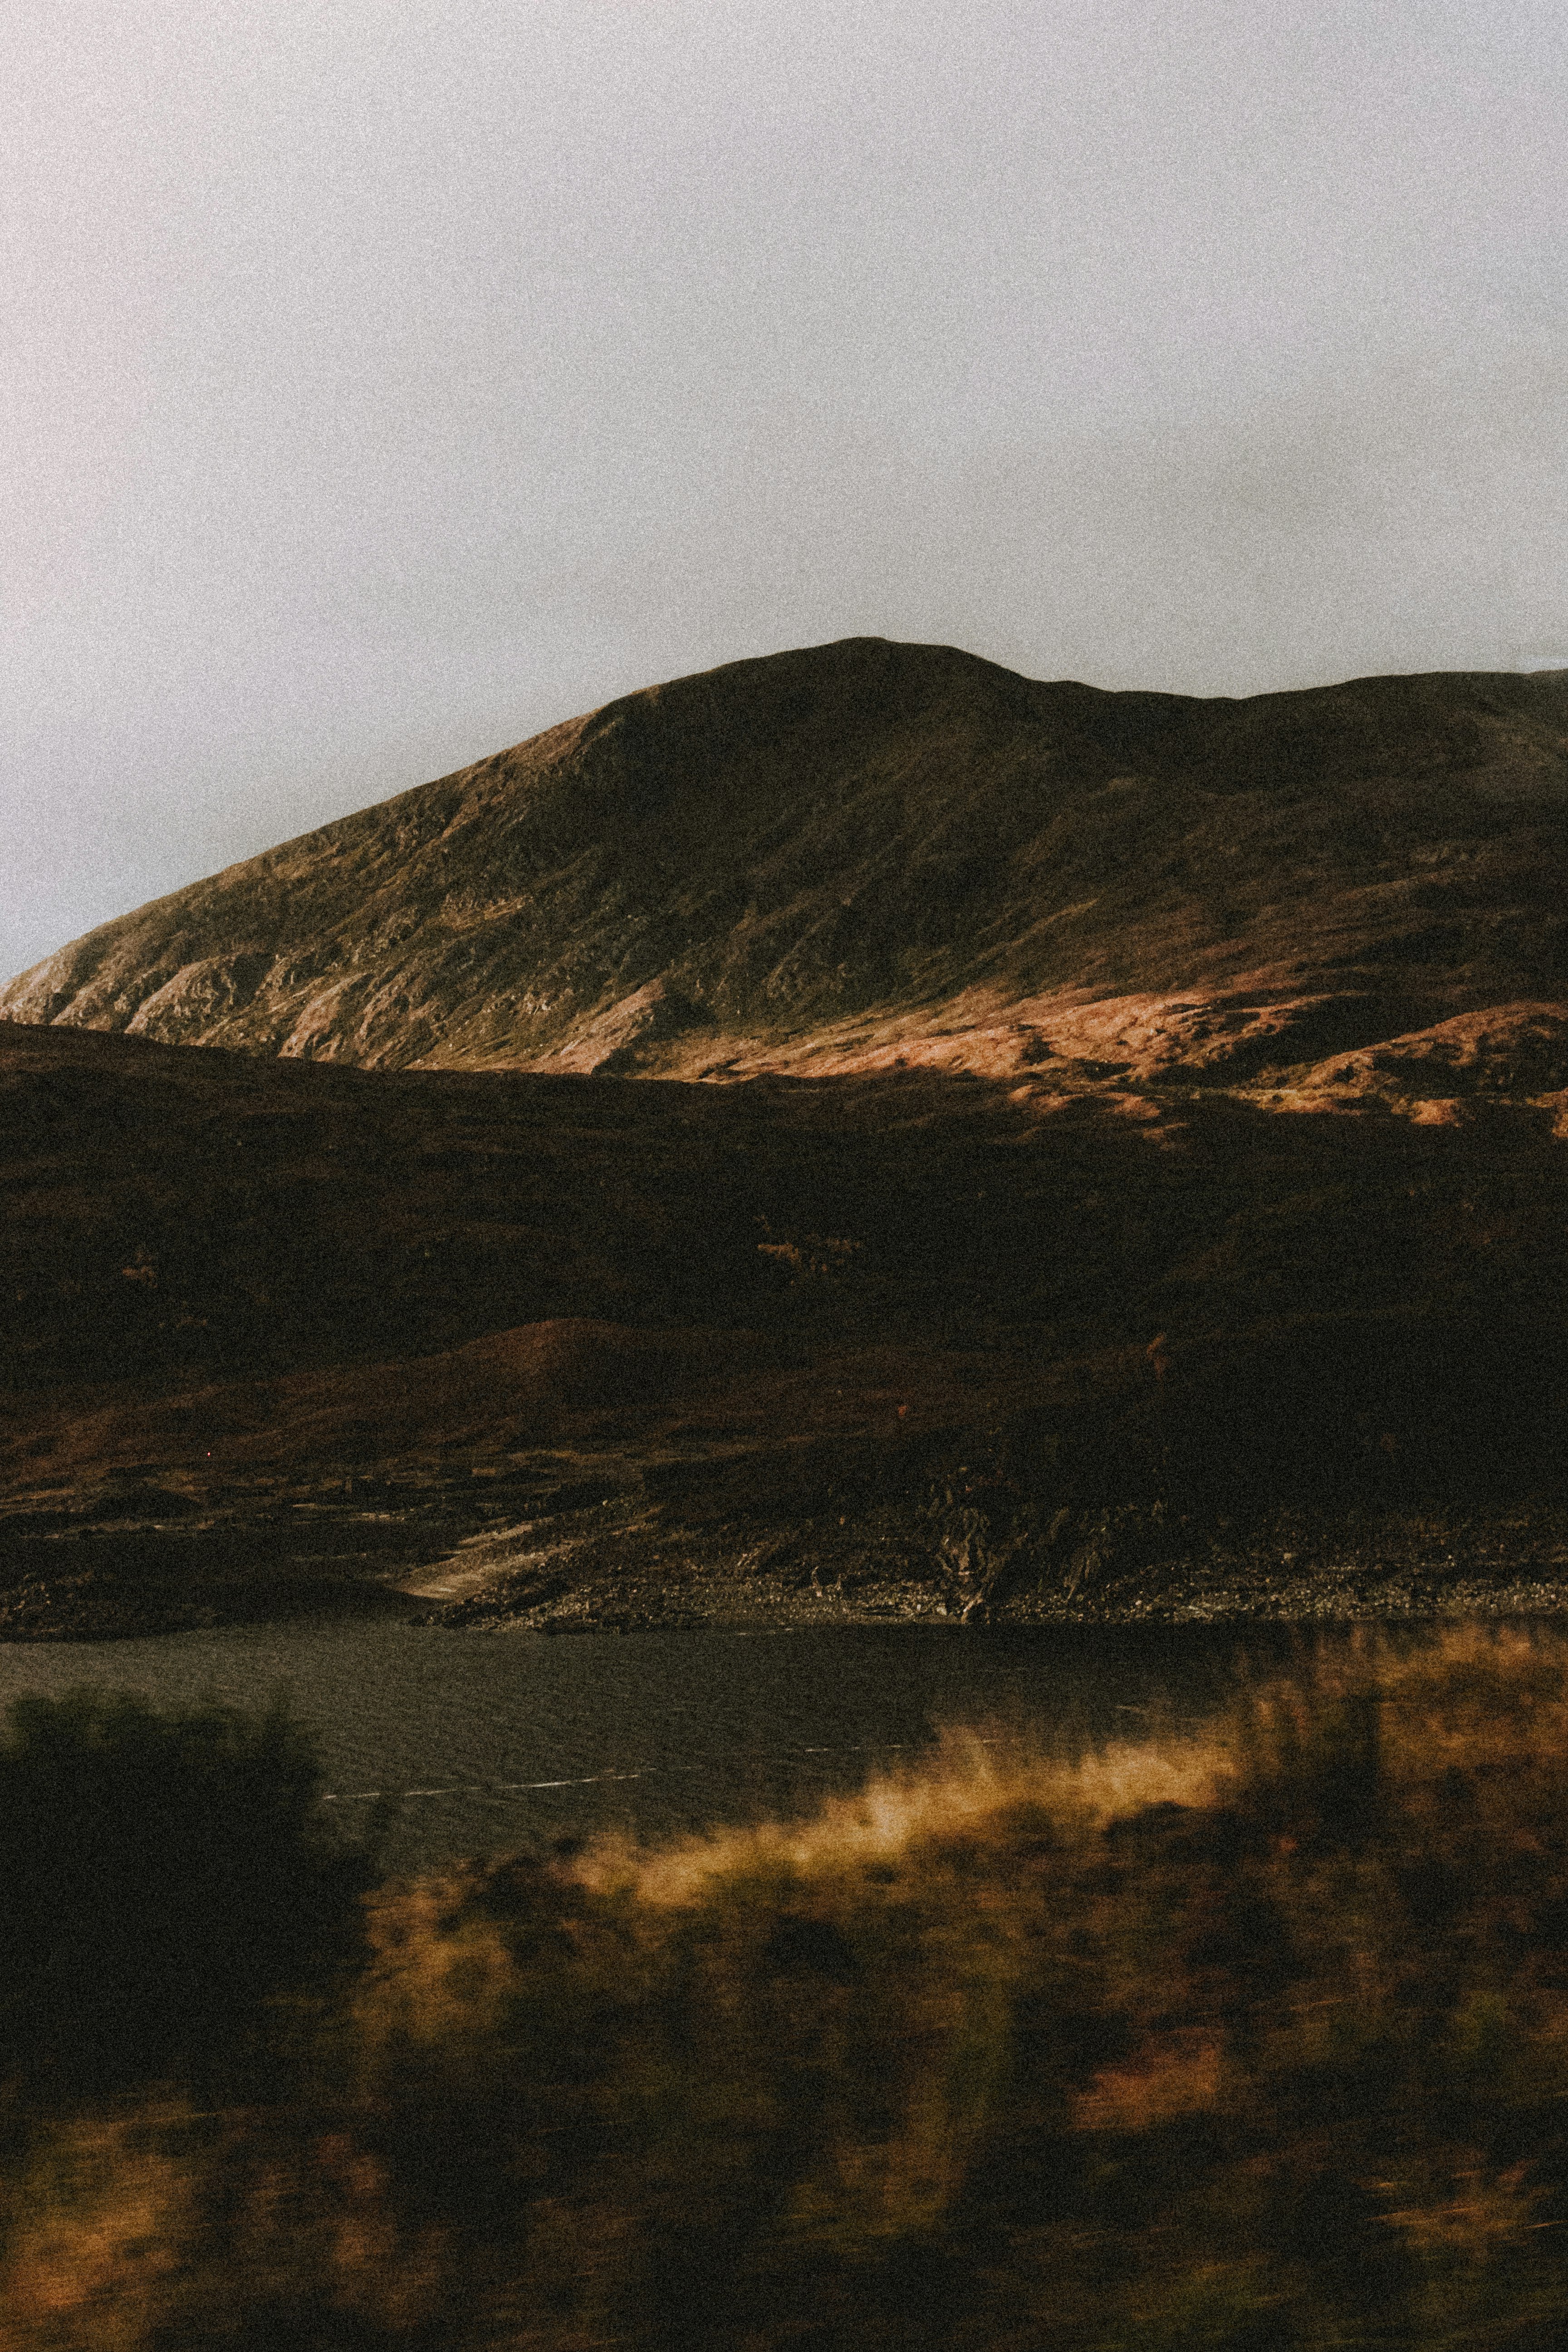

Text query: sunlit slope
(5, 639), (1567, 1092)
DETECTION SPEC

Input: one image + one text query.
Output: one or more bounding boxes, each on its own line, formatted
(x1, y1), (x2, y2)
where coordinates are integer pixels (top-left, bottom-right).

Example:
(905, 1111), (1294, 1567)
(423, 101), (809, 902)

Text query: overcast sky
(5, 0), (1567, 980)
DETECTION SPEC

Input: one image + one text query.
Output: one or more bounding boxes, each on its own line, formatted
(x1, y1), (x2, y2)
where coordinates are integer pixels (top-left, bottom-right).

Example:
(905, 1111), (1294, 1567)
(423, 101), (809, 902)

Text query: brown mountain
(5, 640), (1568, 1638)
(5, 638), (1568, 1114)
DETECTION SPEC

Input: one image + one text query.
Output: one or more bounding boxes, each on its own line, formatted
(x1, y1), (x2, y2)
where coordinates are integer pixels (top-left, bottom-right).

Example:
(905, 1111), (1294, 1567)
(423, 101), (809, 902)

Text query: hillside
(5, 640), (1568, 1637)
(5, 1015), (1568, 1637)
(5, 639), (1568, 1115)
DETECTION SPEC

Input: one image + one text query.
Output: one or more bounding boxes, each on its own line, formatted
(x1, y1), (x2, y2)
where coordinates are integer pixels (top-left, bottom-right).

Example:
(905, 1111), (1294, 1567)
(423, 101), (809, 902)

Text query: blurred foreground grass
(10, 1629), (1568, 2347)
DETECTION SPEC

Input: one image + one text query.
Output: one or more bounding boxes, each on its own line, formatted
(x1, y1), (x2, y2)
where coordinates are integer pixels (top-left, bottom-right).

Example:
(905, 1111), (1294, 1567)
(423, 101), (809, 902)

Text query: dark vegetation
(10, 1024), (1567, 1414)
(0, 1688), (374, 2107)
(5, 1017), (1568, 1631)
(13, 1633), (1568, 2345)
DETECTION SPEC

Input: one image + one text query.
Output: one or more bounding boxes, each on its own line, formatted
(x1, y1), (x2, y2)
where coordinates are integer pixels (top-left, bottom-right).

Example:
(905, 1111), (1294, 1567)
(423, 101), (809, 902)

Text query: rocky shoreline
(408, 1494), (1568, 1633)
(8, 1485), (1568, 1642)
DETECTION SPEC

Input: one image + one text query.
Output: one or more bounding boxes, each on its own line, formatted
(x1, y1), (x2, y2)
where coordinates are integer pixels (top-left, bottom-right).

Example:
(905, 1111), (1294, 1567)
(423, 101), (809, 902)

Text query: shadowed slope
(6, 1015), (1568, 1635)
(5, 640), (1568, 1097)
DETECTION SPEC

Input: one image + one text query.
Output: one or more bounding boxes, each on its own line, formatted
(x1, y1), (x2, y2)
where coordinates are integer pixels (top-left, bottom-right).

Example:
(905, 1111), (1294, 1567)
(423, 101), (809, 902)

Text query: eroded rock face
(4, 639), (1567, 1112)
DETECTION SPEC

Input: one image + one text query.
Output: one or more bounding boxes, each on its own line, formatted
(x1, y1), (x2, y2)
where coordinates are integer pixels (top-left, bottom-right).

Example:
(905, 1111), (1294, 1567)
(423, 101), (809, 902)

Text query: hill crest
(5, 636), (1567, 1112)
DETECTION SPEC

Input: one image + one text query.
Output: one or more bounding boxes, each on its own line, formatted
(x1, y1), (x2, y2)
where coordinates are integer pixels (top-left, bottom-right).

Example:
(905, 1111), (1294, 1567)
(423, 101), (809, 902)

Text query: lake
(0, 1617), (1385, 1876)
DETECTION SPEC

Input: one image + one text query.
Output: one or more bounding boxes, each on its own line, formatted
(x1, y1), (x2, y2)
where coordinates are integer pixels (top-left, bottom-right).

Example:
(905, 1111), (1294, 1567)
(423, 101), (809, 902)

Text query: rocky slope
(5, 640), (1568, 1119)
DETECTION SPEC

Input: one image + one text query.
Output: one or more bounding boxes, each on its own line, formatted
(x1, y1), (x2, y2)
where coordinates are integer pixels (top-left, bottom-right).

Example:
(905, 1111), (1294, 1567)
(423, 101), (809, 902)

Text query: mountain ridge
(6, 633), (1568, 1636)
(5, 637), (1567, 1111)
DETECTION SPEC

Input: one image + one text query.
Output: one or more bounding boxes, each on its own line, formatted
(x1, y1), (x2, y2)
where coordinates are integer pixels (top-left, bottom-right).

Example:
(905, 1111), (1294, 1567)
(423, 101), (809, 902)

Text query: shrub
(0, 1688), (372, 2103)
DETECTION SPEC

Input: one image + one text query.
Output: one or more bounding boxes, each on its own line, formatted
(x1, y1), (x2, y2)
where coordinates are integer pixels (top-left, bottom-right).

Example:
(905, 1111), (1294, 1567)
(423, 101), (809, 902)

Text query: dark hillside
(5, 1018), (1568, 1636)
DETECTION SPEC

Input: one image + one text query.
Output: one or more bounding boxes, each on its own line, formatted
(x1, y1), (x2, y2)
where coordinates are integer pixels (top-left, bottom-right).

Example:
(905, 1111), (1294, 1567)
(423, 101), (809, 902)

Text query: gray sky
(5, 0), (1567, 980)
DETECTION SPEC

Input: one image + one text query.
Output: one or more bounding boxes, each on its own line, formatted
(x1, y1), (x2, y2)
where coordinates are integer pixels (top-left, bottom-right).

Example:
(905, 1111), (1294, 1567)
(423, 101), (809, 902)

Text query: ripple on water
(0, 1617), (1362, 1875)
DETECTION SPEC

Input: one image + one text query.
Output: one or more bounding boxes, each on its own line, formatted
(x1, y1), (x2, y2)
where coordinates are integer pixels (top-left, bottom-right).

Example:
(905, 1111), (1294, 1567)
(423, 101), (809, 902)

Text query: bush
(0, 1688), (372, 2102)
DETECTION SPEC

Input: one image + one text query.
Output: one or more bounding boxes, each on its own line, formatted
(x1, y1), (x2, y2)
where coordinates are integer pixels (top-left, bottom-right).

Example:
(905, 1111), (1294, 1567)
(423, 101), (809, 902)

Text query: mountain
(5, 639), (1568, 1638)
(5, 639), (1568, 1113)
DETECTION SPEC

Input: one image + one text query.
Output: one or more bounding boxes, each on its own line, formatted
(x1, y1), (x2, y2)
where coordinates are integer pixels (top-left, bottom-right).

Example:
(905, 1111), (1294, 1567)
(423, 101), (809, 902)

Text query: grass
(10, 1630), (1568, 2344)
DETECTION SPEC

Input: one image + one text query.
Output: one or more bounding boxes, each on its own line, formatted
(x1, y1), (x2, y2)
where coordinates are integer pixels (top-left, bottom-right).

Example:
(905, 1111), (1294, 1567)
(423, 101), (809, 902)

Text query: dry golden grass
(11, 1625), (1568, 2348)
(582, 1715), (1226, 1912)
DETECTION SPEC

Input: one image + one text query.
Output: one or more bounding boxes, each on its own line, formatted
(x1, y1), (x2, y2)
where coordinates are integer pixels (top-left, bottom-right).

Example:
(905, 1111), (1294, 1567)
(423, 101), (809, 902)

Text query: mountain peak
(4, 640), (1566, 1105)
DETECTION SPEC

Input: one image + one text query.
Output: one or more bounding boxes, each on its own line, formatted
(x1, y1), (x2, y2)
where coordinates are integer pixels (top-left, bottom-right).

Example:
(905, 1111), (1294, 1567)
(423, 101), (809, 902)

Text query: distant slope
(7, 1012), (1568, 1638)
(5, 638), (1568, 1100)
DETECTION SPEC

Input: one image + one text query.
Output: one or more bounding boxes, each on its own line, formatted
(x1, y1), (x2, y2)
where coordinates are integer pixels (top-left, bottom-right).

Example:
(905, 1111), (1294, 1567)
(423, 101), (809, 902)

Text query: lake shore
(7, 1490), (1568, 1640)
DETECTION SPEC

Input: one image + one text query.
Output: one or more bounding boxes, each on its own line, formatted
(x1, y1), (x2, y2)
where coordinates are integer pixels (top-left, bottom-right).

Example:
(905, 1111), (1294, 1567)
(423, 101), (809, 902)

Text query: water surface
(0, 1619), (1352, 1876)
